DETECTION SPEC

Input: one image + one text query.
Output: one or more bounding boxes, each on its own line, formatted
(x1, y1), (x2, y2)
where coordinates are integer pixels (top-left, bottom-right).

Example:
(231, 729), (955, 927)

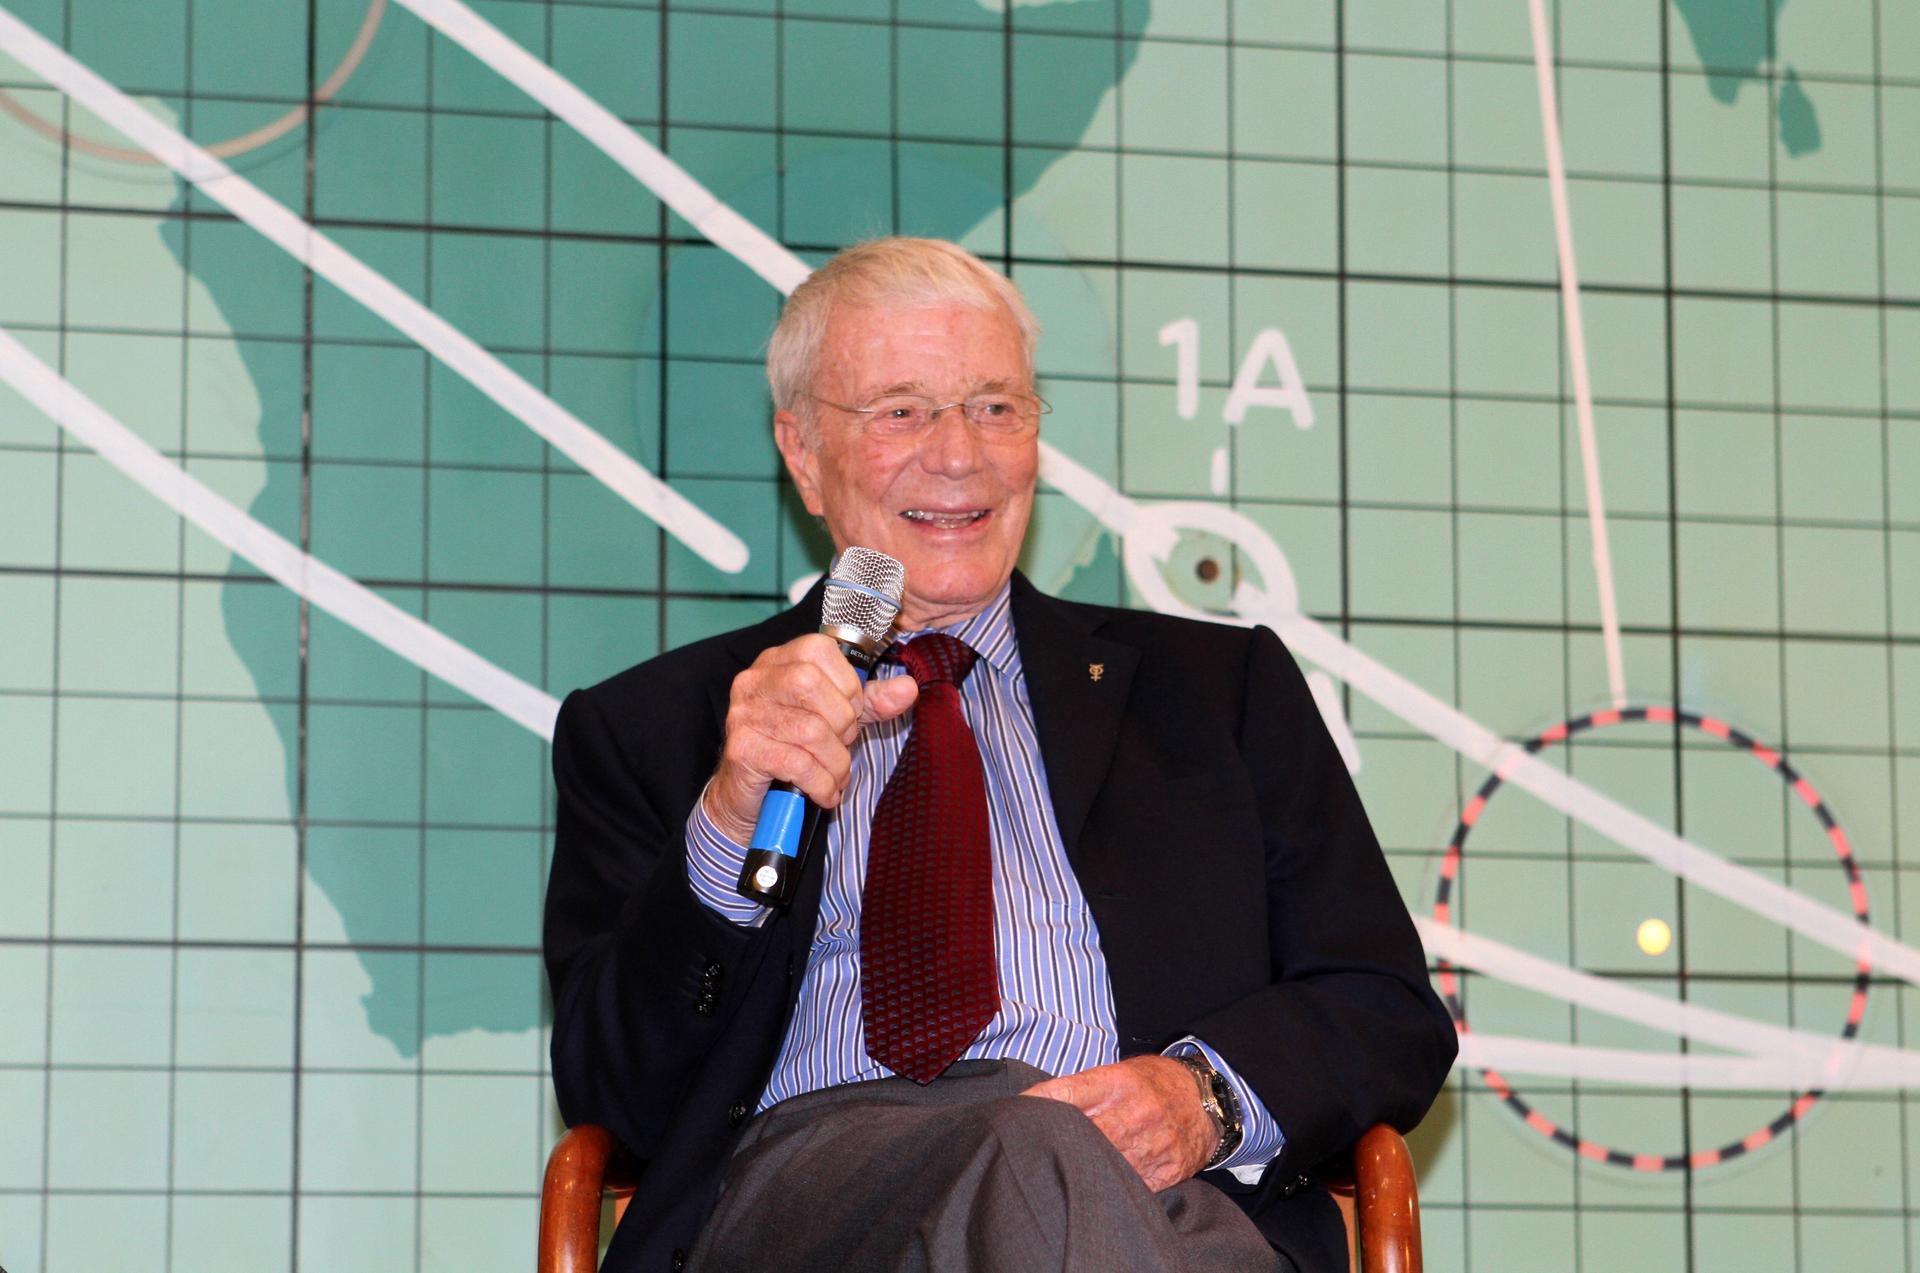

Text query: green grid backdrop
(0, 0), (1916, 1269)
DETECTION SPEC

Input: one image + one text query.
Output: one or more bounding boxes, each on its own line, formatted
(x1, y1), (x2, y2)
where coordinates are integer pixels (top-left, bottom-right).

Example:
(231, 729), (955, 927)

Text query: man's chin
(896, 564), (1015, 628)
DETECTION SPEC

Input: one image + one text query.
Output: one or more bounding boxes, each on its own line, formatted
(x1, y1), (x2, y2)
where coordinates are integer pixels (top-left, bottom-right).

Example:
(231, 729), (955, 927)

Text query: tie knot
(899, 633), (977, 688)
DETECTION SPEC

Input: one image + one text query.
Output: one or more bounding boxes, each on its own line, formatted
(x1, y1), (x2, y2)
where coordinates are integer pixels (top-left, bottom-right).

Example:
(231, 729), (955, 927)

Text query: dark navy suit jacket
(542, 572), (1456, 1273)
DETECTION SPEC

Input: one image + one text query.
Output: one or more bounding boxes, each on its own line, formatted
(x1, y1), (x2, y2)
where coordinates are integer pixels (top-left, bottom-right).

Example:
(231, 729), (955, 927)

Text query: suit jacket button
(694, 998), (715, 1017)
(728, 1101), (750, 1127)
(671, 1248), (687, 1271)
(704, 962), (723, 979)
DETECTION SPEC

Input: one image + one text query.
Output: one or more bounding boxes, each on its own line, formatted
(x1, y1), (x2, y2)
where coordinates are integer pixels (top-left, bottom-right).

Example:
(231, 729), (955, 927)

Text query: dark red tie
(860, 633), (998, 1084)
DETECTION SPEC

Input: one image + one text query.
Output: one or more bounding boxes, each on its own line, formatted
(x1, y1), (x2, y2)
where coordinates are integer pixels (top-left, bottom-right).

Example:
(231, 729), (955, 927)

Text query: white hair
(766, 237), (1041, 429)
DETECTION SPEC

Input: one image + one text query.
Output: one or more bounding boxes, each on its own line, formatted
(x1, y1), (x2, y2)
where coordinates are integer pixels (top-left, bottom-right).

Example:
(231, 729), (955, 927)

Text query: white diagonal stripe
(0, 4), (748, 575)
(1527, 0), (1627, 708)
(1417, 918), (1894, 1078)
(1278, 611), (1912, 983)
(1453, 1034), (1897, 1091)
(0, 327), (561, 738)
(395, 0), (810, 297)
(391, 0), (1121, 554)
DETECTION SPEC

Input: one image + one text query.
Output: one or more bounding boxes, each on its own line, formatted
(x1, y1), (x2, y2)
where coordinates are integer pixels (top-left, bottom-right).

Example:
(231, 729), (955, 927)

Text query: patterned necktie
(860, 632), (998, 1085)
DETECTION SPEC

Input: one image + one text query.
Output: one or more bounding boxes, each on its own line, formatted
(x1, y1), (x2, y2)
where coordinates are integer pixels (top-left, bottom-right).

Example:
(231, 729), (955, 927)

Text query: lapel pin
(1088, 662), (1104, 683)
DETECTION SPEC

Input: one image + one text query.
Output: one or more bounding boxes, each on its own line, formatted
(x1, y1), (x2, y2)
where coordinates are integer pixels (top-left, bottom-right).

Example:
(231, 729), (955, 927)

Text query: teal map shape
(1671, 0), (1822, 155)
(169, 0), (1151, 1053)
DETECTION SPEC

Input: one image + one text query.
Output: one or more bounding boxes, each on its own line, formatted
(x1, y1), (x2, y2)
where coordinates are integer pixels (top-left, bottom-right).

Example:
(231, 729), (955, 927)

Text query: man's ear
(774, 410), (825, 517)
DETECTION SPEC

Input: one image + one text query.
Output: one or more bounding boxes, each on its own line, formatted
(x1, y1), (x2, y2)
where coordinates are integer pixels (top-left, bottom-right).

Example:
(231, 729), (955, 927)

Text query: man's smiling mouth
(901, 509), (990, 529)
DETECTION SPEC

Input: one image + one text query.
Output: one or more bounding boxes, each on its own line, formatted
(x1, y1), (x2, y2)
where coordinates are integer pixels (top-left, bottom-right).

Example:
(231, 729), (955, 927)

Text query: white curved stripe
(1454, 1034), (1901, 1092)
(1037, 444), (1177, 559)
(1527, 0), (1626, 708)
(1061, 492), (1920, 1001)
(0, 328), (561, 739)
(0, 6), (748, 576)
(1414, 918), (1913, 1087)
(1275, 611), (1914, 983)
(1304, 670), (1361, 775)
(393, 0), (810, 296)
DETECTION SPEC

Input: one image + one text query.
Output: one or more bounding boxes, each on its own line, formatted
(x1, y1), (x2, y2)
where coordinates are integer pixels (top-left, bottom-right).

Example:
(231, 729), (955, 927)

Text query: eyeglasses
(807, 391), (1051, 439)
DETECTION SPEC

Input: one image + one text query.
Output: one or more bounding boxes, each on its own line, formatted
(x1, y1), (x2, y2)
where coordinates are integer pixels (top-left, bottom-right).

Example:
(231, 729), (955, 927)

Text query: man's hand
(703, 634), (919, 845)
(1022, 1055), (1220, 1192)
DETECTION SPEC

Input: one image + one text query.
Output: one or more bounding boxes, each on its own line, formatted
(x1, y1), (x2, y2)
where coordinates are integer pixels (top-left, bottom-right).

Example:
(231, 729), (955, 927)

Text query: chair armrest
(538, 1125), (640, 1273)
(1345, 1123), (1420, 1273)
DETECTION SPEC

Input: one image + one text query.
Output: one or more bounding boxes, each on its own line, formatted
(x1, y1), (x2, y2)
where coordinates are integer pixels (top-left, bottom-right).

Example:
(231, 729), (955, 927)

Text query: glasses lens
(862, 395), (932, 435)
(964, 394), (1040, 432)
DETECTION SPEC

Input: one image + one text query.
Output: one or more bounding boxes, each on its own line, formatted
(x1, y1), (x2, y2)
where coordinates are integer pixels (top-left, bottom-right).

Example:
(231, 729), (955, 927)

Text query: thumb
(860, 674), (919, 725)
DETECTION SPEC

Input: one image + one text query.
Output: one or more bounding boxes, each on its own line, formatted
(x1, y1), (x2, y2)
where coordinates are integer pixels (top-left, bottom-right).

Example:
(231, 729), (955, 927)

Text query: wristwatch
(1175, 1051), (1244, 1171)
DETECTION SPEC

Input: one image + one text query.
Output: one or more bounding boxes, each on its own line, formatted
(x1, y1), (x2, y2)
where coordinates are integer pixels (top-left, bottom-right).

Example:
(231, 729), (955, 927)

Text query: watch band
(1175, 1051), (1244, 1171)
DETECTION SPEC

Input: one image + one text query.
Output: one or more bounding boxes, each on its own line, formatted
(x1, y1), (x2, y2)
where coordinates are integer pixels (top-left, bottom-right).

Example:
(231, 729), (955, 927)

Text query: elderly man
(543, 238), (1454, 1273)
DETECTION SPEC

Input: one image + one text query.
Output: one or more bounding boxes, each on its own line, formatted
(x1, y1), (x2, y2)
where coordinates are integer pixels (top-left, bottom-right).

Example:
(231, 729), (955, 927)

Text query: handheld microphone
(736, 546), (905, 907)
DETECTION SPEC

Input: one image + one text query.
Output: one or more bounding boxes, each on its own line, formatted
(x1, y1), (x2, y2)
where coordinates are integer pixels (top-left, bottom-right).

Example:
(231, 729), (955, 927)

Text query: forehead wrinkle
(857, 376), (1028, 403)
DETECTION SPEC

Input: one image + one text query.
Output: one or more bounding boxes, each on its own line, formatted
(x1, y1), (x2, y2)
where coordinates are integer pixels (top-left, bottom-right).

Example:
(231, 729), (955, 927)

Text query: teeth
(904, 509), (986, 526)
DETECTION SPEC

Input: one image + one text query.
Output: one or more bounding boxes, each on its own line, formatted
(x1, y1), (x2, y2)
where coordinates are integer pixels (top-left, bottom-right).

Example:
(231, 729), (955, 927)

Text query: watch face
(1200, 1064), (1238, 1127)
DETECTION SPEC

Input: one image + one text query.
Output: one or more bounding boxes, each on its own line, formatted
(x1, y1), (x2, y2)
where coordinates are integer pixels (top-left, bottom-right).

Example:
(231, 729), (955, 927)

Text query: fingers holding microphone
(725, 546), (909, 905)
(705, 635), (915, 843)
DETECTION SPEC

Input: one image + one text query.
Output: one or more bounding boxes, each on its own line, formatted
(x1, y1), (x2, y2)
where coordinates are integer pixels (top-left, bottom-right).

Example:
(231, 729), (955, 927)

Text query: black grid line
(286, 0), (321, 1262)
(1656, 3), (1699, 1261)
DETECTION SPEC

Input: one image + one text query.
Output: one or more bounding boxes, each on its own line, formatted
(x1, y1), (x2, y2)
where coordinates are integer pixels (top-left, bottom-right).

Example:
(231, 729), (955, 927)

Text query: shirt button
(728, 1101), (750, 1127)
(671, 1248), (687, 1271)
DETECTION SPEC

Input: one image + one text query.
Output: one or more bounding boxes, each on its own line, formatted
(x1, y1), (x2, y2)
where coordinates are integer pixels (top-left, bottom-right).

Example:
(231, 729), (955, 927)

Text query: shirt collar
(895, 579), (1021, 681)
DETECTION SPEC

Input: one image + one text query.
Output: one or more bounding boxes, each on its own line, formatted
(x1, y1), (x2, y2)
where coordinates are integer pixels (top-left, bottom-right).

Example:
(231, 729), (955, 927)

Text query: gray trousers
(689, 1060), (1289, 1273)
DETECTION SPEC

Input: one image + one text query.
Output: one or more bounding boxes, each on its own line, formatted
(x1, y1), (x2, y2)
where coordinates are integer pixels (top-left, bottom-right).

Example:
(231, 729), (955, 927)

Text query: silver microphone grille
(821, 547), (905, 644)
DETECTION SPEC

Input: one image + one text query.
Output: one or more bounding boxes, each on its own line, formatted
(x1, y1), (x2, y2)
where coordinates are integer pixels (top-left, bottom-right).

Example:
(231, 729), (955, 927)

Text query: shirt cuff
(1163, 1035), (1285, 1185)
(684, 786), (773, 928)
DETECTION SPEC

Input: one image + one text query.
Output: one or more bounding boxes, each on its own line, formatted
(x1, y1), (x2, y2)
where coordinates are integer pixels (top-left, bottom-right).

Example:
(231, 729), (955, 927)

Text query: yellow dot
(1636, 918), (1673, 957)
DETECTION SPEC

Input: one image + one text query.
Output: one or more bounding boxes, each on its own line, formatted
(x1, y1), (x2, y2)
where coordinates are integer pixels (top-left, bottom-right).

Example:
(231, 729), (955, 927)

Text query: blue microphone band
(748, 787), (807, 857)
(823, 578), (900, 609)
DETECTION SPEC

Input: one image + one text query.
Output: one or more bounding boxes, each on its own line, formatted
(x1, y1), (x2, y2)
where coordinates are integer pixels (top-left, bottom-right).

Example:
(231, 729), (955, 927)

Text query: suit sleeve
(1184, 625), (1457, 1177)
(542, 687), (782, 1159)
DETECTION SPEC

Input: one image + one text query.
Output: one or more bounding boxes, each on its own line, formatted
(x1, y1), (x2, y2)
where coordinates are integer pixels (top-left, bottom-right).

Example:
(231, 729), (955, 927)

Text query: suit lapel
(1009, 573), (1139, 868)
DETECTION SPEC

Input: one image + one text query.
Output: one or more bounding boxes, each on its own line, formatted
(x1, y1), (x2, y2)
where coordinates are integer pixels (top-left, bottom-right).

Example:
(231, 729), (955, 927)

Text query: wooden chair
(538, 1121), (1423, 1273)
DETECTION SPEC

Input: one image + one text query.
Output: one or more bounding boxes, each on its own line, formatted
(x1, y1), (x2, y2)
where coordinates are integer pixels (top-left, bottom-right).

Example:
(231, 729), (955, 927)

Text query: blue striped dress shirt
(684, 582), (1282, 1178)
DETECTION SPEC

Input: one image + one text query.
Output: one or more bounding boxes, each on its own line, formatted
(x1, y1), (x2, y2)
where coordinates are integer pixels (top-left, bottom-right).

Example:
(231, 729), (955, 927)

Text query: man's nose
(919, 404), (984, 474)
